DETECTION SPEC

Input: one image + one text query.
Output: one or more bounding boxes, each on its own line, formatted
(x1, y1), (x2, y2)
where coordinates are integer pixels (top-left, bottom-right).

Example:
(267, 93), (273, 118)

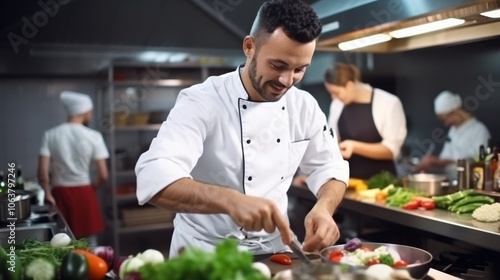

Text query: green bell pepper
(59, 252), (89, 280)
(3, 254), (22, 280)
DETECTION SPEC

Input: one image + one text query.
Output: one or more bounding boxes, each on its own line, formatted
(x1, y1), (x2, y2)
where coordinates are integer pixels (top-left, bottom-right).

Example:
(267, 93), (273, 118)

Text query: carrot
(73, 249), (109, 280)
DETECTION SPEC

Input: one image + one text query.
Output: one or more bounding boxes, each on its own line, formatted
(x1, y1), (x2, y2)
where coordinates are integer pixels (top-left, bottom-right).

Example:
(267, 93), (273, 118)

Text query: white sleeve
(439, 137), (453, 159)
(92, 133), (110, 160)
(39, 132), (50, 157)
(374, 91), (407, 159)
(328, 99), (344, 142)
(300, 103), (349, 196)
(135, 89), (211, 205)
(464, 122), (491, 159)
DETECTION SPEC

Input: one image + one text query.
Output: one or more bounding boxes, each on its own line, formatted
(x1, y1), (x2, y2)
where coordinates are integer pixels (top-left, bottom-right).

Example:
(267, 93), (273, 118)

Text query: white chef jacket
(328, 88), (407, 159)
(39, 123), (109, 186)
(440, 118), (491, 160)
(135, 66), (349, 256)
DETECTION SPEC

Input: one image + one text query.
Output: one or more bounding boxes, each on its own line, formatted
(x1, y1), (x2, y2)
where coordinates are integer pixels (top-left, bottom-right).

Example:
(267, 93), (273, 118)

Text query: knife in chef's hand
(289, 234), (315, 269)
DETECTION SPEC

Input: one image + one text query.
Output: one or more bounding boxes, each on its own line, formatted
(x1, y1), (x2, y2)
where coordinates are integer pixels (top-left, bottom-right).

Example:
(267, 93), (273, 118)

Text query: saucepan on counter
(402, 173), (456, 196)
(0, 190), (36, 222)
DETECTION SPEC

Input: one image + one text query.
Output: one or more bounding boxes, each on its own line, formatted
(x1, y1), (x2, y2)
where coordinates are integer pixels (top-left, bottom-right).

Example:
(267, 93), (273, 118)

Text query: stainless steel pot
(0, 190), (35, 222)
(402, 173), (456, 195)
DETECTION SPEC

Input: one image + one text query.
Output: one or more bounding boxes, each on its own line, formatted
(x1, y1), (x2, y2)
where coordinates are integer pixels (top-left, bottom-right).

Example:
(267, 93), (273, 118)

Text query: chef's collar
(235, 63), (250, 100)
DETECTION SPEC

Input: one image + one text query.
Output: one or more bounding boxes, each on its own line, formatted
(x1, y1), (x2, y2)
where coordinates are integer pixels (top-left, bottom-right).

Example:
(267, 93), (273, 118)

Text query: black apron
(337, 89), (396, 179)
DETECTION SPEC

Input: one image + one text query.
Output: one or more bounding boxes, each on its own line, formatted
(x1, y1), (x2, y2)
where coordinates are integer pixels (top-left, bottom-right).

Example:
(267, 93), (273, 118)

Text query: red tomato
(394, 260), (408, 267)
(366, 259), (380, 266)
(421, 201), (435, 210)
(330, 255), (342, 263)
(402, 200), (419, 210)
(328, 251), (343, 262)
(73, 249), (108, 280)
(270, 254), (292, 265)
(411, 196), (423, 203)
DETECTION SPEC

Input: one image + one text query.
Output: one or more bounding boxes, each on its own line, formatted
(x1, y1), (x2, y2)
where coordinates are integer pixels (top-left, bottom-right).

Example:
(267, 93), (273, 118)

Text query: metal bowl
(402, 173), (456, 195)
(320, 242), (433, 280)
(0, 190), (36, 222)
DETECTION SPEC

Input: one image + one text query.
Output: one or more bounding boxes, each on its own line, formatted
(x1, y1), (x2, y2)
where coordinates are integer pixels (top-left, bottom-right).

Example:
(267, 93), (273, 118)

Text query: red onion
(91, 246), (115, 271)
(344, 238), (362, 252)
(113, 256), (130, 275)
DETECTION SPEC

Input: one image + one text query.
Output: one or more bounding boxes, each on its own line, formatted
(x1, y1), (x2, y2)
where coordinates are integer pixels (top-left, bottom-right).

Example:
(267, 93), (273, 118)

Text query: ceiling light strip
(480, 8), (500, 18)
(389, 18), (465, 38)
(338, 34), (392, 51)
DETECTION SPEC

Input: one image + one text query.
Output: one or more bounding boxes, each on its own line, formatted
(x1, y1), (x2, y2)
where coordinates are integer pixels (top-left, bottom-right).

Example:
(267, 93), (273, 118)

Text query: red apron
(52, 185), (105, 239)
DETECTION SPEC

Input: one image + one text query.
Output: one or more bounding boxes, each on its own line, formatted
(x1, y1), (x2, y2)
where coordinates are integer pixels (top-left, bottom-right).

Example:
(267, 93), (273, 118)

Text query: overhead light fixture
(389, 18), (465, 38)
(338, 34), (392, 51)
(480, 8), (500, 18)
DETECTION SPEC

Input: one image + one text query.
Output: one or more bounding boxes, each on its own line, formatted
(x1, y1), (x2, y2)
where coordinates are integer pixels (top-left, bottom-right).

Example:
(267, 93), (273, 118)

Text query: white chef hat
(434, 90), (462, 115)
(60, 91), (93, 116)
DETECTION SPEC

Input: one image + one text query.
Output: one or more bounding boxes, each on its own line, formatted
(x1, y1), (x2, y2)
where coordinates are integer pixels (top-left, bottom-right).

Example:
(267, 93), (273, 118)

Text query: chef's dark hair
(324, 63), (362, 86)
(250, 0), (322, 46)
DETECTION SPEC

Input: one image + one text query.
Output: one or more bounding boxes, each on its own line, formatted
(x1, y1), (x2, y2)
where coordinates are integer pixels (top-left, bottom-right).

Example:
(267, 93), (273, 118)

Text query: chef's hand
(302, 206), (339, 252)
(227, 194), (294, 246)
(339, 140), (355, 159)
(44, 192), (56, 206)
(414, 154), (436, 171)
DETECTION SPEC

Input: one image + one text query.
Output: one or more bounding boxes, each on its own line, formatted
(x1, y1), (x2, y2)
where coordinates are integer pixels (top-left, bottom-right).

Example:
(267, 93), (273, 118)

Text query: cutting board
(252, 252), (322, 276)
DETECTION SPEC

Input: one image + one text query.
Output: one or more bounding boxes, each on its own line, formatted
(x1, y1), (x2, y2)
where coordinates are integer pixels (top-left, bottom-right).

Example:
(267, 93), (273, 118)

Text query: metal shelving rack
(103, 61), (236, 255)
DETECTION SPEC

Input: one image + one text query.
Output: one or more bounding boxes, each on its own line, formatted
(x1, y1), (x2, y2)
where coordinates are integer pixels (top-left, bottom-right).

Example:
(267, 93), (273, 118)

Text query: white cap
(434, 90), (462, 115)
(60, 91), (93, 116)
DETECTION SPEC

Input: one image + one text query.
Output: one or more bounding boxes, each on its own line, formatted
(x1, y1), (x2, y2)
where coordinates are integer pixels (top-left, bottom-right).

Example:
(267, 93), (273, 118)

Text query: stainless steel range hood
(314, 0), (500, 52)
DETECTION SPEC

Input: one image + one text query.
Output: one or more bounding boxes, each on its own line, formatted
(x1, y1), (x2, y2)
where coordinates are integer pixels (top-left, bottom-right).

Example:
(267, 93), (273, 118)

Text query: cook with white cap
(415, 90), (491, 175)
(37, 91), (109, 246)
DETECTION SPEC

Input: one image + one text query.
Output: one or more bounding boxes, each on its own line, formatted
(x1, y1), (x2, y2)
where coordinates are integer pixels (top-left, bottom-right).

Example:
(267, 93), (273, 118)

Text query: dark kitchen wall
(303, 36), (500, 159)
(386, 36), (500, 157)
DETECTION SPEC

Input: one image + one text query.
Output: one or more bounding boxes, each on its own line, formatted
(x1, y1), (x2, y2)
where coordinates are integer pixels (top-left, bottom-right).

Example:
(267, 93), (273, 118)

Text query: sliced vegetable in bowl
(320, 242), (432, 280)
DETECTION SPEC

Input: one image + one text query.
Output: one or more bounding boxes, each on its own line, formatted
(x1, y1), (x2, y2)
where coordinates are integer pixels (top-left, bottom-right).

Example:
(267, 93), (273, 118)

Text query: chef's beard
(248, 56), (290, 102)
(82, 118), (90, 127)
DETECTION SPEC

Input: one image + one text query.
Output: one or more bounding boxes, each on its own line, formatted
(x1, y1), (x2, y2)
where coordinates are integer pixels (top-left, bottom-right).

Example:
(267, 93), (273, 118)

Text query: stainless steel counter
(288, 186), (500, 253)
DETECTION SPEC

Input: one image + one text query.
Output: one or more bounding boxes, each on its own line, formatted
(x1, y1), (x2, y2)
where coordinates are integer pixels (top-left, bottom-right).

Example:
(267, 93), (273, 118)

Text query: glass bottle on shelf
(0, 171), (6, 193)
(494, 153), (500, 192)
(490, 144), (498, 175)
(15, 165), (25, 191)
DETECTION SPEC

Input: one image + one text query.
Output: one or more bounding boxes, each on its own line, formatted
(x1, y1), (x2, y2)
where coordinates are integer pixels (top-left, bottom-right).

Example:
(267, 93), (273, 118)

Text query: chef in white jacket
(416, 90), (491, 176)
(135, 0), (349, 257)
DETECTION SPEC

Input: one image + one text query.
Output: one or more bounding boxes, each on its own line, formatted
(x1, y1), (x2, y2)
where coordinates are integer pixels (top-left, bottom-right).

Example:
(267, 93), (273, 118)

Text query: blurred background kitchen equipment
(0, 190), (36, 222)
(148, 110), (170, 124)
(402, 173), (455, 195)
(398, 143), (435, 177)
(456, 159), (470, 190)
(114, 149), (132, 171)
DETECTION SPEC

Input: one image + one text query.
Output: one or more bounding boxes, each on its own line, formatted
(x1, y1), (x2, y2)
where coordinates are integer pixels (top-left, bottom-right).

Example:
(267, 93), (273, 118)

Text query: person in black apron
(322, 63), (407, 242)
(337, 88), (397, 179)
(324, 63), (407, 180)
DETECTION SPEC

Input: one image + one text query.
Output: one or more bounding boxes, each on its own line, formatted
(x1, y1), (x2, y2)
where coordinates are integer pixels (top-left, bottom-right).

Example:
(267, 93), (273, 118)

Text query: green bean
(432, 189), (475, 203)
(448, 195), (495, 212)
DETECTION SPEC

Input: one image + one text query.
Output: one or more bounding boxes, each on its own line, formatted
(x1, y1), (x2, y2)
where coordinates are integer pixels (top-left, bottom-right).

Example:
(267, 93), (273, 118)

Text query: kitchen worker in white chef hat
(135, 0), (349, 257)
(416, 90), (491, 177)
(37, 91), (110, 247)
